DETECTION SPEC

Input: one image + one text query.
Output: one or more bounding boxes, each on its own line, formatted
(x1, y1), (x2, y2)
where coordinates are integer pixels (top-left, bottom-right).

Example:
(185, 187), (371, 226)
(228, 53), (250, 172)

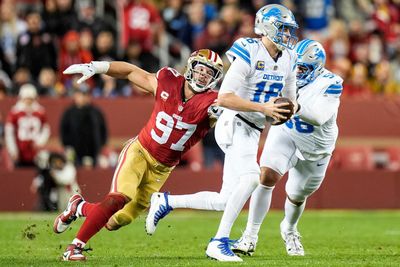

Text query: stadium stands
(332, 146), (374, 170)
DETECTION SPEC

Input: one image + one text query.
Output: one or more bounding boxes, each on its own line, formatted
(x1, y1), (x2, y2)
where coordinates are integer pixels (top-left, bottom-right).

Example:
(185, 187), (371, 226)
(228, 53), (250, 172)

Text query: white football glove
(208, 105), (224, 120)
(63, 61), (110, 84)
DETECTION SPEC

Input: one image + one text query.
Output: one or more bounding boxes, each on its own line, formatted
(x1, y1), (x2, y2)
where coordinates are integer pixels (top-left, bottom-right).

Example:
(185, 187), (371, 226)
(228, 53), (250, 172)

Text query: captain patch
(256, 61), (265, 70)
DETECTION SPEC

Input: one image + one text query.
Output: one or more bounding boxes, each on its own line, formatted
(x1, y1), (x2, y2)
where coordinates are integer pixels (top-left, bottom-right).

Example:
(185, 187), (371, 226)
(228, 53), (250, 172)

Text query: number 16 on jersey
(252, 82), (283, 103)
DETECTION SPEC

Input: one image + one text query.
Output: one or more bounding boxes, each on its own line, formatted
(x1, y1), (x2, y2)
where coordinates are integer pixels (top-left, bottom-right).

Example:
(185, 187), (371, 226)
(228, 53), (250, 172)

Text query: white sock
(244, 184), (275, 239)
(282, 197), (306, 232)
(72, 238), (86, 248)
(168, 191), (226, 211)
(215, 174), (259, 239)
(76, 201), (86, 217)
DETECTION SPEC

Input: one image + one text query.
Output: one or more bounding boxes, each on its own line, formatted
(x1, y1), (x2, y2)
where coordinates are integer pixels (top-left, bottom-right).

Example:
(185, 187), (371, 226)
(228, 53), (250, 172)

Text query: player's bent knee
(105, 193), (130, 208)
(304, 178), (323, 196)
(98, 194), (129, 225)
(109, 192), (131, 203)
(287, 194), (306, 205)
(108, 212), (133, 230)
(260, 167), (282, 187)
(105, 216), (124, 231)
(291, 176), (324, 202)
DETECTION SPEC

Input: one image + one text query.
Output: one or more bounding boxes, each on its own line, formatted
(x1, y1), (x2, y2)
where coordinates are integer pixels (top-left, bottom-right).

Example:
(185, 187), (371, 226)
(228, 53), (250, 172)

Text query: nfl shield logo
(178, 105), (184, 112)
(161, 91), (169, 101)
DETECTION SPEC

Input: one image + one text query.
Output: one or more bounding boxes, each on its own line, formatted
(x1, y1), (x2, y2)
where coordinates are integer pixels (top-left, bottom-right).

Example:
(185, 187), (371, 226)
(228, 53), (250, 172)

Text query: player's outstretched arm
(63, 61), (158, 95)
(108, 62), (157, 94)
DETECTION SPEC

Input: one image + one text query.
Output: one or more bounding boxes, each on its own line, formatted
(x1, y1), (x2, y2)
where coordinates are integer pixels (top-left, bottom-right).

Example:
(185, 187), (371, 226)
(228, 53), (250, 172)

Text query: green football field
(0, 210), (399, 266)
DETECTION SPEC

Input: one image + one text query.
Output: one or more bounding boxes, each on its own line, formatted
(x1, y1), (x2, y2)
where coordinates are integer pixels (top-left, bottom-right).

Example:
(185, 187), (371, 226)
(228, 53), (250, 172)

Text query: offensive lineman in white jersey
(232, 39), (343, 257)
(145, 4), (299, 262)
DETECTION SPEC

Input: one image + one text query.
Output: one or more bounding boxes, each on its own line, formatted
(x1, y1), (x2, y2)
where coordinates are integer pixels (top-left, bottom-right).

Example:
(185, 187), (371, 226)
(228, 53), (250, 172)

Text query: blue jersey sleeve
(226, 38), (252, 66)
(324, 83), (343, 96)
(323, 74), (343, 97)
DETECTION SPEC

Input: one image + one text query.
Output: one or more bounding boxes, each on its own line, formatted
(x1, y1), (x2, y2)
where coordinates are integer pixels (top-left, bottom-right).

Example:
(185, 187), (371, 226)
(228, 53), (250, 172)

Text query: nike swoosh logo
(317, 163), (325, 166)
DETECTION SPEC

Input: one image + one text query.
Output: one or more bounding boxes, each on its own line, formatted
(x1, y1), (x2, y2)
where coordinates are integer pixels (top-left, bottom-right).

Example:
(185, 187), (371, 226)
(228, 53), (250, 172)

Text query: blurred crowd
(0, 0), (397, 99)
(0, 0), (399, 172)
(0, 0), (398, 212)
(0, 1), (399, 211)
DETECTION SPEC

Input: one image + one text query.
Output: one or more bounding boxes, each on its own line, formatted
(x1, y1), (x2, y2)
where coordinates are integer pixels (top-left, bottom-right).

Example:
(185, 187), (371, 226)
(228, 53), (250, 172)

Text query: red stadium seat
(333, 146), (374, 170)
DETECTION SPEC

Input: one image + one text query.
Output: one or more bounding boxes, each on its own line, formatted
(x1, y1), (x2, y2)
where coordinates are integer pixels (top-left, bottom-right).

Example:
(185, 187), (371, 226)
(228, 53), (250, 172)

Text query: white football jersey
(280, 69), (343, 160)
(220, 37), (297, 129)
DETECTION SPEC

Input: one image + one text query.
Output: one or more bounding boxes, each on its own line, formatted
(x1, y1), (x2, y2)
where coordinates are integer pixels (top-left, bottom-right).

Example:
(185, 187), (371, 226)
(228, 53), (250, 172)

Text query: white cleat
(206, 237), (243, 262)
(280, 222), (305, 256)
(232, 234), (258, 256)
(62, 244), (86, 261)
(145, 192), (173, 235)
(53, 194), (84, 234)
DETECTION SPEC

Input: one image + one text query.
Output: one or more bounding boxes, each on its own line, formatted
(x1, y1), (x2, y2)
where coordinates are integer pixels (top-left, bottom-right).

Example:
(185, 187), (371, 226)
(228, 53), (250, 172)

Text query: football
(266, 97), (295, 125)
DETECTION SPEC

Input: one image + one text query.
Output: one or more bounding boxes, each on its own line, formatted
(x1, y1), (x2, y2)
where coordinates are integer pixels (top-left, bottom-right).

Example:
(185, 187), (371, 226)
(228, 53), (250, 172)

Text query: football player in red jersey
(54, 49), (286, 261)
(5, 84), (50, 167)
(54, 49), (223, 261)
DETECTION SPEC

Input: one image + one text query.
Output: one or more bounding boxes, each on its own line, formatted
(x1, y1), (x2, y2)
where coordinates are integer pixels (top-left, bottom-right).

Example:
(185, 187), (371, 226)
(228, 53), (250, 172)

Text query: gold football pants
(109, 138), (174, 227)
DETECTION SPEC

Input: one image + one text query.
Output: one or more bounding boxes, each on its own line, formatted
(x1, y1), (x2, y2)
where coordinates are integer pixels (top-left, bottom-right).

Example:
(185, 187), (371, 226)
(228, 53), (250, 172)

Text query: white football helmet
(254, 4), (298, 51)
(184, 49), (224, 93)
(18, 83), (37, 99)
(295, 39), (326, 87)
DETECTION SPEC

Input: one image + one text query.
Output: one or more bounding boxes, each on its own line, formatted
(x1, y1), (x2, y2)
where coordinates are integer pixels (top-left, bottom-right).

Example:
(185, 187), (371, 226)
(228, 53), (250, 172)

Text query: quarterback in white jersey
(205, 4), (298, 262)
(232, 39), (343, 257)
(220, 35), (297, 130)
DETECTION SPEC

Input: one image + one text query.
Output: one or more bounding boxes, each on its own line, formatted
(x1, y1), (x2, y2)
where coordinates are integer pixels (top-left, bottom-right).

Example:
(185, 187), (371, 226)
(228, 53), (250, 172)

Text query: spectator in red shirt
(371, 0), (399, 46)
(5, 84), (50, 167)
(121, 0), (162, 53)
(58, 30), (93, 91)
(343, 62), (372, 98)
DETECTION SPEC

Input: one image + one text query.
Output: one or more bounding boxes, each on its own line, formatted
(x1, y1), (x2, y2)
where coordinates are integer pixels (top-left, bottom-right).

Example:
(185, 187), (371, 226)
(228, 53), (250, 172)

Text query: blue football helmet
(254, 4), (298, 51)
(295, 39), (326, 87)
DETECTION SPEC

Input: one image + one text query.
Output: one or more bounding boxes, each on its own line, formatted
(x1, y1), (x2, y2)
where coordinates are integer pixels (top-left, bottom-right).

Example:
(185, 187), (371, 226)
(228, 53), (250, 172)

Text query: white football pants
(213, 110), (262, 238)
(260, 126), (331, 201)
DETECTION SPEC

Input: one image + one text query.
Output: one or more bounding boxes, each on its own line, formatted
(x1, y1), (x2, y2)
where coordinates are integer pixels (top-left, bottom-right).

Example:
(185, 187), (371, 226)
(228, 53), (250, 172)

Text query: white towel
(215, 109), (237, 150)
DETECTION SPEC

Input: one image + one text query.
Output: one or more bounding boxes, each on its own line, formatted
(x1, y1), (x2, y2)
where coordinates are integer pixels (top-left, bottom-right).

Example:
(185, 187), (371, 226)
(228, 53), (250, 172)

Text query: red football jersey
(138, 67), (217, 167)
(6, 102), (48, 163)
